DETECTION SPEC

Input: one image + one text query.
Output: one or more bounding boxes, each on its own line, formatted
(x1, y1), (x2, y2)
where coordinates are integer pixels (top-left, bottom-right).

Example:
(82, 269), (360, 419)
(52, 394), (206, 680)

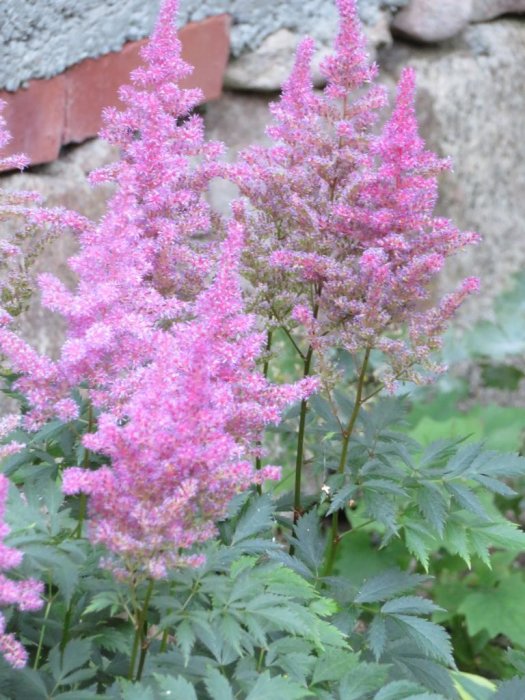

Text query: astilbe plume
(232, 0), (479, 388)
(0, 0), (223, 428)
(63, 222), (317, 579)
(0, 418), (43, 668)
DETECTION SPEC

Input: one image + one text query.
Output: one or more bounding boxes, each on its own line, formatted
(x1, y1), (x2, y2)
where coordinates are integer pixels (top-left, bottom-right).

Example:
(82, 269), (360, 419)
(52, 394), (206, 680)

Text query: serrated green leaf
(458, 577), (525, 646)
(494, 678), (525, 700)
(368, 615), (387, 661)
(48, 640), (92, 684)
(84, 591), (121, 616)
(174, 618), (196, 665)
(326, 483), (358, 516)
(381, 596), (442, 616)
(443, 444), (483, 477)
(231, 495), (274, 544)
(355, 570), (430, 604)
(403, 522), (435, 571)
(245, 672), (310, 699)
(390, 615), (454, 667)
(204, 668), (234, 700)
(443, 519), (471, 567)
(311, 649), (358, 685)
(154, 674), (198, 698)
(339, 662), (389, 700)
(290, 510), (325, 575)
(446, 483), (490, 521)
(119, 680), (155, 700)
(374, 680), (442, 700)
(416, 484), (448, 537)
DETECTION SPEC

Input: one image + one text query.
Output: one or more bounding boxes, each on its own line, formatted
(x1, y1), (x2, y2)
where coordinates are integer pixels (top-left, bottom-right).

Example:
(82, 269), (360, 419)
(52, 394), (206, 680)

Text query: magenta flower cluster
(232, 0), (479, 387)
(63, 222), (315, 579)
(0, 0), (478, 601)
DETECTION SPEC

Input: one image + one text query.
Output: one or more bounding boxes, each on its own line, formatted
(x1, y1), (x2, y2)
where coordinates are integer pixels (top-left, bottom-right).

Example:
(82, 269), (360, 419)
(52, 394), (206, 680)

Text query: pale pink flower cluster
(0, 0), (223, 428)
(232, 0), (479, 387)
(0, 462), (43, 667)
(63, 223), (316, 578)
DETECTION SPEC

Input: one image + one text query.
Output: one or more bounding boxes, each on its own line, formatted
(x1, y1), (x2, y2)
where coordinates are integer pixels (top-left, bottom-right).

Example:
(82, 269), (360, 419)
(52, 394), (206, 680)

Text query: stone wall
(0, 1), (404, 91)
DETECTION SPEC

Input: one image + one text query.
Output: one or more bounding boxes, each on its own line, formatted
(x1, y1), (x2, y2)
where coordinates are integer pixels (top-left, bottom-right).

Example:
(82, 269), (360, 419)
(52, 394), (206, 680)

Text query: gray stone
(204, 91), (273, 215)
(392, 0), (473, 43)
(470, 0), (525, 21)
(380, 18), (525, 321)
(224, 29), (332, 92)
(0, 0), (399, 91)
(224, 12), (392, 92)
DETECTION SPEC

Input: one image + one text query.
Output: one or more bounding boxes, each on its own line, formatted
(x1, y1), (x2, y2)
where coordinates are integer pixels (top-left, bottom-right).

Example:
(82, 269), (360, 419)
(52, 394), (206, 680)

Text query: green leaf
(290, 510), (325, 575)
(311, 649), (358, 685)
(174, 619), (196, 665)
(339, 663), (389, 700)
(204, 668), (235, 700)
(231, 495), (274, 544)
(446, 483), (490, 521)
(245, 672), (310, 699)
(374, 680), (444, 699)
(368, 615), (387, 661)
(403, 522), (435, 572)
(119, 680), (155, 700)
(416, 484), (448, 537)
(390, 616), (454, 667)
(355, 570), (430, 604)
(154, 674), (198, 699)
(458, 576), (525, 646)
(494, 678), (525, 700)
(381, 596), (442, 616)
(48, 640), (92, 684)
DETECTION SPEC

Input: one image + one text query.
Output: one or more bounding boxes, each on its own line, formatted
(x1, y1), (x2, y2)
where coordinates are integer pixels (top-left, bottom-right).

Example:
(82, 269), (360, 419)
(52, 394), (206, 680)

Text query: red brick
(0, 74), (65, 165)
(63, 40), (146, 144)
(179, 14), (231, 100)
(64, 14), (231, 145)
(0, 15), (231, 165)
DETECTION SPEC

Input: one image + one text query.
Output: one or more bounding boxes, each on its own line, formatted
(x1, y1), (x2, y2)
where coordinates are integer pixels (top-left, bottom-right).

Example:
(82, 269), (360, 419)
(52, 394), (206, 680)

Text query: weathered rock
(470, 0), (525, 21)
(224, 11), (392, 92)
(392, 0), (473, 43)
(380, 18), (525, 320)
(204, 91), (273, 214)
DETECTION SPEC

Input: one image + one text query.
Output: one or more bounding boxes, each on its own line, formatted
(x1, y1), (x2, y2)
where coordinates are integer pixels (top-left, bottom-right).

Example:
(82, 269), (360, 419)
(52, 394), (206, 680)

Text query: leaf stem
(322, 348), (371, 577)
(128, 578), (155, 681)
(293, 345), (314, 525)
(255, 330), (273, 478)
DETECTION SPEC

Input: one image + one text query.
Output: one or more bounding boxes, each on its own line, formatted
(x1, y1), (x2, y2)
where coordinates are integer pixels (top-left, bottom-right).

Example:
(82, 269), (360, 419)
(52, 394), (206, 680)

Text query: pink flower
(232, 0), (479, 386)
(62, 222), (316, 578)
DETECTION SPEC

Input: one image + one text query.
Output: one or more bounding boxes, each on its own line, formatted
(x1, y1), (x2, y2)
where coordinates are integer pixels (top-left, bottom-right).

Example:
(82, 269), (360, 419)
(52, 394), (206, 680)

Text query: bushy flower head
(63, 222), (316, 579)
(232, 0), (479, 387)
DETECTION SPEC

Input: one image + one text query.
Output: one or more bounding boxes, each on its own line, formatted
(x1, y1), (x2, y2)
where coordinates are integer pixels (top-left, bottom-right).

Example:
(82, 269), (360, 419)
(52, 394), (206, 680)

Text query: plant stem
(34, 586), (53, 670)
(74, 404), (93, 538)
(128, 578), (154, 681)
(322, 348), (371, 577)
(74, 493), (87, 538)
(293, 345), (314, 525)
(59, 598), (74, 661)
(160, 627), (169, 653)
(255, 329), (273, 479)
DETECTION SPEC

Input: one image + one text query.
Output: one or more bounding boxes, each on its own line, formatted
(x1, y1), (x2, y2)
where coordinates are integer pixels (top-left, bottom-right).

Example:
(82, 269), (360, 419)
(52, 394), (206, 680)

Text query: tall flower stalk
(232, 0), (479, 529)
